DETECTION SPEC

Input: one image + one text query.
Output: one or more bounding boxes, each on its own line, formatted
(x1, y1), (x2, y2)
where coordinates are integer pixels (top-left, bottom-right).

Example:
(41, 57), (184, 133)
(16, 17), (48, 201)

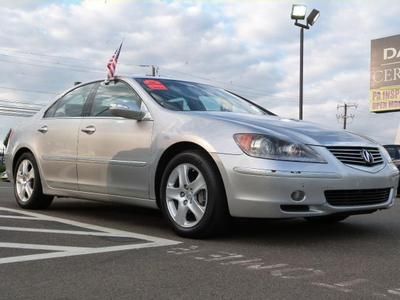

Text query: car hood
(193, 112), (377, 147)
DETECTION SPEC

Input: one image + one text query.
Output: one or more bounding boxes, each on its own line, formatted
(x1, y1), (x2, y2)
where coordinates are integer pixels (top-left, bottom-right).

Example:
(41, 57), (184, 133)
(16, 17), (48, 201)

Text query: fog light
(291, 190), (306, 201)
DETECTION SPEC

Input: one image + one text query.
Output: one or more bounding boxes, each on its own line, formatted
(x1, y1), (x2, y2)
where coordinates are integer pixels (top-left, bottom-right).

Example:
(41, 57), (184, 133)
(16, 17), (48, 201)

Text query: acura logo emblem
(361, 149), (374, 165)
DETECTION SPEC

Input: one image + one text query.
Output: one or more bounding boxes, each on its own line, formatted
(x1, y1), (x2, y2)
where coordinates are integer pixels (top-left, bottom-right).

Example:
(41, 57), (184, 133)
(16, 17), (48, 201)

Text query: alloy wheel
(165, 163), (208, 228)
(15, 159), (35, 203)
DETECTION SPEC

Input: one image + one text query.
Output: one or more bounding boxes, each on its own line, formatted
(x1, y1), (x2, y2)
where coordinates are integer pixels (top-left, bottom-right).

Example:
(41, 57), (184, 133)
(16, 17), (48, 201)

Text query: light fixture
(307, 9), (320, 26)
(291, 4), (307, 20)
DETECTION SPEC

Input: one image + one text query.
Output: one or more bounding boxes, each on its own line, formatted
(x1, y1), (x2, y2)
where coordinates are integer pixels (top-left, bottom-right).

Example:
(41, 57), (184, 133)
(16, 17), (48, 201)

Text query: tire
(304, 214), (349, 224)
(160, 150), (229, 238)
(14, 152), (53, 209)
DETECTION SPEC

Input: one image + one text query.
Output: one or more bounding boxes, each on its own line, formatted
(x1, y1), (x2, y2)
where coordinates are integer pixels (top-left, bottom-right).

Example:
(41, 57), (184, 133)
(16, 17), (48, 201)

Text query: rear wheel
(305, 214), (349, 224)
(14, 153), (53, 209)
(160, 151), (228, 238)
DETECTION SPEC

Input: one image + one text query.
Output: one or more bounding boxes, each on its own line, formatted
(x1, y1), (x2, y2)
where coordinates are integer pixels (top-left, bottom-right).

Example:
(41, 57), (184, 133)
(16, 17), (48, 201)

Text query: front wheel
(14, 153), (53, 209)
(160, 151), (229, 238)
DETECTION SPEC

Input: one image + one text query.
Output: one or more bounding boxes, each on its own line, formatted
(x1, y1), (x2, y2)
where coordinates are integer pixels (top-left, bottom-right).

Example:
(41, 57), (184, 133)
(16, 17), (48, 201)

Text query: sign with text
(370, 34), (400, 112)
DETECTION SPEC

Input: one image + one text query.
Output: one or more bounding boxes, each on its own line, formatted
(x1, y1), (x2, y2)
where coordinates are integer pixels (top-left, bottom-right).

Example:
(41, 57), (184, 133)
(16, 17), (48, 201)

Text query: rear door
(77, 80), (154, 198)
(36, 83), (96, 190)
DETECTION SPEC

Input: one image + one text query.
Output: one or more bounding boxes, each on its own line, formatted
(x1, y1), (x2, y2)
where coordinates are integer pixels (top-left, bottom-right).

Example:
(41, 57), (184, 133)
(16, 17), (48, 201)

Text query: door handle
(38, 125), (48, 134)
(81, 125), (96, 134)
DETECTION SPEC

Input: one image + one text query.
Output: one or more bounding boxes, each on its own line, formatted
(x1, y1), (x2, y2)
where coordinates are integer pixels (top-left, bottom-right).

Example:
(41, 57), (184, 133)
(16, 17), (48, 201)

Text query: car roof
(130, 75), (218, 87)
(70, 75), (222, 95)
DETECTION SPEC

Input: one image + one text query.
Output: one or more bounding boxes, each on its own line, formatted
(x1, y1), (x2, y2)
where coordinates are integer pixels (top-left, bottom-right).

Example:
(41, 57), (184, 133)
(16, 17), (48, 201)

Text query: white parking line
(0, 207), (181, 265)
(0, 226), (142, 236)
(0, 243), (92, 252)
(0, 215), (38, 220)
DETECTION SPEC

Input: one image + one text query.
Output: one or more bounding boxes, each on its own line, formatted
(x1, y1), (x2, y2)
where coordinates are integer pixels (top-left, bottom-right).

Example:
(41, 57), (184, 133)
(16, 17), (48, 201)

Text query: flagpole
(105, 41), (123, 84)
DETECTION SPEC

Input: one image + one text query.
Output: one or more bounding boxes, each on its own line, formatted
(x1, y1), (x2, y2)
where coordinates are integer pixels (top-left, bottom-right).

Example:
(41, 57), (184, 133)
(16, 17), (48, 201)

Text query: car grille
(325, 188), (391, 206)
(326, 146), (383, 166)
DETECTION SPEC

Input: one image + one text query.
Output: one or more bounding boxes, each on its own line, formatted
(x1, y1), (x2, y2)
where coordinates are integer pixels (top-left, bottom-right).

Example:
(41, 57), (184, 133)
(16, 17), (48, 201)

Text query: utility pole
(139, 65), (159, 77)
(337, 103), (357, 130)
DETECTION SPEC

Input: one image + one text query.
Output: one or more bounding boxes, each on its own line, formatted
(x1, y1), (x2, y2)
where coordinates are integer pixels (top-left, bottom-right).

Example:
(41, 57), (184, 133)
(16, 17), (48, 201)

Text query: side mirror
(109, 103), (146, 120)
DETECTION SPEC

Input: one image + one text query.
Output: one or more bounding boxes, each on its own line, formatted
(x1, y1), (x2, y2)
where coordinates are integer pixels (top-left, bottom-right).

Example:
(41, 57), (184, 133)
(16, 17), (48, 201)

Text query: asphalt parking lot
(1, 181), (400, 299)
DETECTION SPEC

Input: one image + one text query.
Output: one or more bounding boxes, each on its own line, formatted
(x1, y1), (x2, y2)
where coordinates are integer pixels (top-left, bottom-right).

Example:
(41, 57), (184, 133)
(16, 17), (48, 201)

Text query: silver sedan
(4, 77), (400, 237)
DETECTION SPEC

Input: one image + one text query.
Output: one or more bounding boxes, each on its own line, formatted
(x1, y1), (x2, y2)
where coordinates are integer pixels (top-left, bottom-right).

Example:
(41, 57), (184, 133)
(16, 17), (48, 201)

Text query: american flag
(107, 42), (123, 81)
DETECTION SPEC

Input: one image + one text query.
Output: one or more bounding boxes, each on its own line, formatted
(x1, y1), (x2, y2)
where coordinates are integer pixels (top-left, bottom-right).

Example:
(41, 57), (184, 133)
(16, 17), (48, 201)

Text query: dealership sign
(370, 34), (400, 112)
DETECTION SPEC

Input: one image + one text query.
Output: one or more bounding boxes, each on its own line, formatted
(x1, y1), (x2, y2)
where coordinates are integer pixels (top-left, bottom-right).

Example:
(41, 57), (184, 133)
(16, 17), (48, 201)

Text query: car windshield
(136, 78), (271, 115)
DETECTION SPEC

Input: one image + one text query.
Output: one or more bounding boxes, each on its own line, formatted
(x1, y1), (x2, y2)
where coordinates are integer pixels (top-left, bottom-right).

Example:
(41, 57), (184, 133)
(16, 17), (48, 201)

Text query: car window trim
(226, 90), (276, 116)
(42, 82), (99, 119)
(82, 81), (101, 117)
(87, 79), (144, 118)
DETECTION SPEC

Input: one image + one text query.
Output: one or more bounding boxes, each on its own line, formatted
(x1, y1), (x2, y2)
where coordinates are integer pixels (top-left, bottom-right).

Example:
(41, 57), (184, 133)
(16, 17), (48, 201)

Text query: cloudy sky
(1, 0), (400, 148)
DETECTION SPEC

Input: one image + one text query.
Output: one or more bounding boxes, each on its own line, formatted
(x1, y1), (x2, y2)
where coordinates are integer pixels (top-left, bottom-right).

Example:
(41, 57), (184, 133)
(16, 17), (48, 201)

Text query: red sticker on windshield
(143, 80), (168, 91)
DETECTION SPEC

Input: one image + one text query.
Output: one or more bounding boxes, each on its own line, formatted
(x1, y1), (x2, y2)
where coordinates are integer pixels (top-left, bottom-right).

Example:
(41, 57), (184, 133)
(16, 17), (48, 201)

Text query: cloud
(1, 0), (400, 145)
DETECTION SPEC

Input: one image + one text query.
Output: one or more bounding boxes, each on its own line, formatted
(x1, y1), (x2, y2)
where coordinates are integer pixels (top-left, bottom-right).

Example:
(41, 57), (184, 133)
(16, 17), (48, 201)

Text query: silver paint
(4, 76), (400, 219)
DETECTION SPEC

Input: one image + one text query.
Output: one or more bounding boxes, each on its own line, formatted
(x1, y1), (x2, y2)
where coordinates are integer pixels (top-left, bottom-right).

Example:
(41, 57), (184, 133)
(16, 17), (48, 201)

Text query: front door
(77, 80), (153, 199)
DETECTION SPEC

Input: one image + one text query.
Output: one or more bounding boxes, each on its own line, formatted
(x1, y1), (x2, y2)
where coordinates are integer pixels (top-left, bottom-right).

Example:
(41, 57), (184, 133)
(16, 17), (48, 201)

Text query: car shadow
(49, 198), (168, 232)
(224, 216), (390, 246)
(47, 198), (393, 246)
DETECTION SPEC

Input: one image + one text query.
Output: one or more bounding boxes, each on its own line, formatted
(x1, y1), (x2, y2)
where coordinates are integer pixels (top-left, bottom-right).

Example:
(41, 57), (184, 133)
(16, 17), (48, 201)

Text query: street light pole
(299, 27), (304, 120)
(291, 5), (320, 121)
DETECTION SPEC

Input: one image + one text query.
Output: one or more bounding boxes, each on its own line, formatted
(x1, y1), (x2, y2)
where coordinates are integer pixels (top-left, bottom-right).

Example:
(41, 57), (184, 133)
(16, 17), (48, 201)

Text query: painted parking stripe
(0, 243), (92, 252)
(0, 226), (151, 236)
(0, 207), (181, 265)
(0, 215), (38, 220)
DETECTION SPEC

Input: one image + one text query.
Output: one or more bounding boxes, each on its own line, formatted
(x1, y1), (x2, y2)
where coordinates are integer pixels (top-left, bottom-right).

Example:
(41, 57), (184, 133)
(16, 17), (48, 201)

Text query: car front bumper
(213, 148), (400, 218)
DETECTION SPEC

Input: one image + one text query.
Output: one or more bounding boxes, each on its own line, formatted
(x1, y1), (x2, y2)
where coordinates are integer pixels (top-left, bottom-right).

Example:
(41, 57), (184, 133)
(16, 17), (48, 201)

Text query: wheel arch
(12, 147), (36, 177)
(154, 142), (227, 209)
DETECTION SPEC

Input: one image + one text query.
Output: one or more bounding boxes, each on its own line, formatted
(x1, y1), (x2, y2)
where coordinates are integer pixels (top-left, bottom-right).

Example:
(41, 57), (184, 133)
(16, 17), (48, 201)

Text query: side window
(45, 84), (94, 118)
(91, 81), (142, 117)
(44, 101), (58, 118)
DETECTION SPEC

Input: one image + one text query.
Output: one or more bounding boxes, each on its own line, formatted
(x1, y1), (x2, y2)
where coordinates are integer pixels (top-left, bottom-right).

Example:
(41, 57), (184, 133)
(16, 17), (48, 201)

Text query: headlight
(234, 133), (326, 163)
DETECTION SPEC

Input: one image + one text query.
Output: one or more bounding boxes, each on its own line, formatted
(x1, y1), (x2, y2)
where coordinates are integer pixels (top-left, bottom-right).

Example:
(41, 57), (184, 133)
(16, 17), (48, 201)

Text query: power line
(0, 48), (327, 103)
(0, 57), (105, 74)
(0, 104), (41, 112)
(0, 99), (43, 107)
(0, 51), (143, 73)
(0, 47), (91, 62)
(0, 86), (57, 95)
(0, 105), (41, 112)
(0, 112), (36, 117)
(0, 48), (294, 100)
(0, 49), (292, 99)
(0, 111), (35, 117)
(0, 48), (149, 70)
